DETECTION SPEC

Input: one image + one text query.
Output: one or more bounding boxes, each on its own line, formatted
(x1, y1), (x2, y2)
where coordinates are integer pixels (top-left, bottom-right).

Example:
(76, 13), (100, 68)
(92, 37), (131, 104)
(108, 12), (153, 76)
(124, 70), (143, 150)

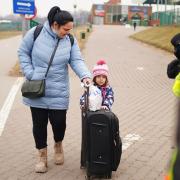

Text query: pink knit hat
(92, 60), (109, 78)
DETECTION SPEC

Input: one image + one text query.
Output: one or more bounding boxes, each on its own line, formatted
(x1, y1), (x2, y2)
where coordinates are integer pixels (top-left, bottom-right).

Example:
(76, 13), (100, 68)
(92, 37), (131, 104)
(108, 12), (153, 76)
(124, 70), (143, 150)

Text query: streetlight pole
(165, 0), (167, 25)
(73, 4), (77, 37)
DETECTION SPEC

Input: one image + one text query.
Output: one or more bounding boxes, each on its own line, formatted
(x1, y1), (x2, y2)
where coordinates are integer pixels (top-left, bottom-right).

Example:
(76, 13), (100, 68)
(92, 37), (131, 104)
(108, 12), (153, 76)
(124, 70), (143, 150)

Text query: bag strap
(34, 24), (74, 48)
(45, 38), (60, 78)
(33, 25), (73, 78)
(68, 34), (74, 47)
(34, 24), (43, 41)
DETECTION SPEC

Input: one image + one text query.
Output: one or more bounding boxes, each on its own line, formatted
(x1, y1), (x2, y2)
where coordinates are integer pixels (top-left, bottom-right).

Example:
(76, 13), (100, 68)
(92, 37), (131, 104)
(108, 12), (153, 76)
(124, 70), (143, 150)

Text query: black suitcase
(80, 87), (122, 179)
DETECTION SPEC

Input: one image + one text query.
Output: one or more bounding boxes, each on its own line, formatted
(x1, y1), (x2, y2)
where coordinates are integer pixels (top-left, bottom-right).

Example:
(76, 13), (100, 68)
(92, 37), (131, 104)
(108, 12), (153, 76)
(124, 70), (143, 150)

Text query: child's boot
(35, 147), (48, 173)
(54, 141), (64, 165)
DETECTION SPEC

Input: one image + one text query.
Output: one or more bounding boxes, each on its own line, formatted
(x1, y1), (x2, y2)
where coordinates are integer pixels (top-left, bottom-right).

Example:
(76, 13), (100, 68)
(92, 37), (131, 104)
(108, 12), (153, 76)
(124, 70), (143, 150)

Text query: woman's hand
(82, 78), (91, 87)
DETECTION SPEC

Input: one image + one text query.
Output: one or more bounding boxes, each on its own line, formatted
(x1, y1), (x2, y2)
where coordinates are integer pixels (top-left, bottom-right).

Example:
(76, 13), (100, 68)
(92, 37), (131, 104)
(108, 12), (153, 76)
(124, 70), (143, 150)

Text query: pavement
(0, 36), (22, 110)
(0, 25), (178, 180)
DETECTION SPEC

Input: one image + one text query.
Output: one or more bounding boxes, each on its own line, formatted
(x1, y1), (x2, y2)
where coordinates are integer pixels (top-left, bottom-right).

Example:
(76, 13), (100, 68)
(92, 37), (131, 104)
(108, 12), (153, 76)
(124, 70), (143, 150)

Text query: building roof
(105, 0), (121, 5)
(143, 0), (177, 4)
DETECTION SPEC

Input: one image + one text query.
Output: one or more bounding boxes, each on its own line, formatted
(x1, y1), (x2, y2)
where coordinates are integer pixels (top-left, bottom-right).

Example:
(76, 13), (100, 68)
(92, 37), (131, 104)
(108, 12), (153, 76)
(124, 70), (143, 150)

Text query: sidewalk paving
(0, 35), (21, 110)
(0, 25), (177, 180)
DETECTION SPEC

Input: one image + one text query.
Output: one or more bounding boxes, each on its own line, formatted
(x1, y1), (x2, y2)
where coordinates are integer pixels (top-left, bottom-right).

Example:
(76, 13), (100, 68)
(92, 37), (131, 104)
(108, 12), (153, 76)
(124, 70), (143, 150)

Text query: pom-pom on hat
(92, 60), (109, 78)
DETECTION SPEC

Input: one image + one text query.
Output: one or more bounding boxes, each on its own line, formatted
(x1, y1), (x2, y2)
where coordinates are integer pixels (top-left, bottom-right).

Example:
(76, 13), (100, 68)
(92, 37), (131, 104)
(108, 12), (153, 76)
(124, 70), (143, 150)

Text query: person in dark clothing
(165, 34), (180, 180)
(133, 22), (137, 31)
(165, 100), (180, 180)
(167, 33), (180, 79)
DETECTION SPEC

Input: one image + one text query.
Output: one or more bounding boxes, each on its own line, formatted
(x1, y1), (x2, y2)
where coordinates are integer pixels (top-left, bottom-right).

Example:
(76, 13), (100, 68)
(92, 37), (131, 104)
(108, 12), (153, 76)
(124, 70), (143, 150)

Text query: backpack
(167, 59), (180, 79)
(171, 33), (180, 48)
(33, 24), (74, 46)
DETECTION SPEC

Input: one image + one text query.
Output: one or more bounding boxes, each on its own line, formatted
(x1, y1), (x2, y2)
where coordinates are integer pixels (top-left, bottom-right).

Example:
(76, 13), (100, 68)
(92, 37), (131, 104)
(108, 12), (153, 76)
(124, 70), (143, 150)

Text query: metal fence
(174, 7), (180, 24)
(0, 22), (22, 31)
(152, 7), (180, 25)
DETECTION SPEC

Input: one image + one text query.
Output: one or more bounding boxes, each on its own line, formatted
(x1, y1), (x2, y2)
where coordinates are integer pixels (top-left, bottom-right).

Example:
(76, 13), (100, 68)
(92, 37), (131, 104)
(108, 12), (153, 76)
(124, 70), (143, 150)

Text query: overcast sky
(1, 0), (175, 16)
(1, 0), (107, 16)
(1, 0), (146, 16)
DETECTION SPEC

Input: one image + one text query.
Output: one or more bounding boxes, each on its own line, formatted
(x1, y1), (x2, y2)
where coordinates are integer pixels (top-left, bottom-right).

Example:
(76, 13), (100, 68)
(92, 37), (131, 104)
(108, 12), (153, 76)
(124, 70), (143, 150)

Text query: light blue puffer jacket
(18, 21), (91, 109)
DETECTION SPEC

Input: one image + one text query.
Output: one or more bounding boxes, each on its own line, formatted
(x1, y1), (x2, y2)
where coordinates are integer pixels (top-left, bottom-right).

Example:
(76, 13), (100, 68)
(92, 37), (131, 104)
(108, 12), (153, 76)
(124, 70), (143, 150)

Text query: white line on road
(0, 77), (24, 136)
(136, 67), (144, 71)
(122, 134), (142, 151)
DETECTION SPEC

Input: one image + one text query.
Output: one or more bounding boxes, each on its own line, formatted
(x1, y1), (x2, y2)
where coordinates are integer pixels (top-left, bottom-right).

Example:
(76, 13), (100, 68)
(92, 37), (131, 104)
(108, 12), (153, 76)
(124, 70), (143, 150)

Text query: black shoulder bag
(21, 38), (60, 99)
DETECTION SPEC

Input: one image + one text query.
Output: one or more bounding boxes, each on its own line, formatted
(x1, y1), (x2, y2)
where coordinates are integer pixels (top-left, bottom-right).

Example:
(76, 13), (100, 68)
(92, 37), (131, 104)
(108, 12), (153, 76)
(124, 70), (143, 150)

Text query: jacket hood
(43, 21), (69, 41)
(43, 21), (58, 39)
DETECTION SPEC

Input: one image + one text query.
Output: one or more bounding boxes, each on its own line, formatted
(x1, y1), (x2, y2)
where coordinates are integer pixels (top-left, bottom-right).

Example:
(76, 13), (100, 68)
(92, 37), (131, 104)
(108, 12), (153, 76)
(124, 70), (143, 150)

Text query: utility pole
(173, 0), (176, 24)
(157, 0), (160, 20)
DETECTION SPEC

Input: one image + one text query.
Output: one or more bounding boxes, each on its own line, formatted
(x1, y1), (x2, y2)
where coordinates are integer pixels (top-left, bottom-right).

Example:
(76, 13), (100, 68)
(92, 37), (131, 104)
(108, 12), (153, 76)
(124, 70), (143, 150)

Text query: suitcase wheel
(85, 171), (93, 180)
(106, 172), (112, 179)
(80, 165), (86, 169)
(85, 175), (91, 180)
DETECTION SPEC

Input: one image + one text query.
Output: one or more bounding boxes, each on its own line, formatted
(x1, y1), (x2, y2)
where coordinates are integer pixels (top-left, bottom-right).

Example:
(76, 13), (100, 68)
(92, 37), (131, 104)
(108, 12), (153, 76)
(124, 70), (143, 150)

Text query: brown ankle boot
(54, 141), (64, 165)
(35, 147), (48, 173)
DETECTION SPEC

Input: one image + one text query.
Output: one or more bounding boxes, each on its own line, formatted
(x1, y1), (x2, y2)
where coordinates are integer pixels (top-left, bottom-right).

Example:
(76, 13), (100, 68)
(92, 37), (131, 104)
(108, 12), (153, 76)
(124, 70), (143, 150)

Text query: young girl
(80, 60), (114, 110)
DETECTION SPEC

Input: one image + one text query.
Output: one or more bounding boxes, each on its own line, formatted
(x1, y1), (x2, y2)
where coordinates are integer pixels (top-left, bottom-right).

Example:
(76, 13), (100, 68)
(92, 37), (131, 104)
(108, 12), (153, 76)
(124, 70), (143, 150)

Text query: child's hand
(80, 105), (85, 110)
(101, 106), (109, 110)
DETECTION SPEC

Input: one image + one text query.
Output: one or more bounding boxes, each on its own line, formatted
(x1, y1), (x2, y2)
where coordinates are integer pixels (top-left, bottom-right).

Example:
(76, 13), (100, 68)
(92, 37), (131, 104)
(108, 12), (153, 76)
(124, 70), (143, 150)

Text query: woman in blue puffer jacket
(18, 6), (91, 173)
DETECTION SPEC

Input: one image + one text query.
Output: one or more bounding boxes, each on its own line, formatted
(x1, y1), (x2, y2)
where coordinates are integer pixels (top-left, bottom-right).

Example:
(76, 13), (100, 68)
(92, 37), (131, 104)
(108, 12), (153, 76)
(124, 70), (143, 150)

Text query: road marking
(0, 77), (24, 136)
(125, 24), (131, 28)
(136, 67), (144, 71)
(122, 134), (142, 151)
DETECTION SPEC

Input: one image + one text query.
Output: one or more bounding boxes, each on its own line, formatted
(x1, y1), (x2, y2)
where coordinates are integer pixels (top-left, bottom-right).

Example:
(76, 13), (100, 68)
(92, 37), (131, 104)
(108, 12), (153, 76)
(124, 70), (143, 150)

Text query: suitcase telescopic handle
(84, 86), (89, 112)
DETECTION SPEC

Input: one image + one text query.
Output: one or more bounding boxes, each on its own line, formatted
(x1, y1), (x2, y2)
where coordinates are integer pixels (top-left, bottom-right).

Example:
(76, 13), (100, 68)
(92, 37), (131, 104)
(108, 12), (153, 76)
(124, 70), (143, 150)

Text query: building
(91, 4), (105, 25)
(90, 0), (152, 25)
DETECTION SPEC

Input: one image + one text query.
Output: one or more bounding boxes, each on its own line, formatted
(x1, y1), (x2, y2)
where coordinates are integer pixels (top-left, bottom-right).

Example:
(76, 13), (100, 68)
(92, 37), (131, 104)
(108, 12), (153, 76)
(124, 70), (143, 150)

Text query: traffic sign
(13, 0), (35, 15)
(25, 7), (37, 20)
(30, 20), (39, 28)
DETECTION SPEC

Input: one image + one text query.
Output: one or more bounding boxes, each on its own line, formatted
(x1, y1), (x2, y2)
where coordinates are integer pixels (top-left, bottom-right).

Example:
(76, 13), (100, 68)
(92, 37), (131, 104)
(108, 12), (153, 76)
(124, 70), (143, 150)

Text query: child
(80, 60), (114, 110)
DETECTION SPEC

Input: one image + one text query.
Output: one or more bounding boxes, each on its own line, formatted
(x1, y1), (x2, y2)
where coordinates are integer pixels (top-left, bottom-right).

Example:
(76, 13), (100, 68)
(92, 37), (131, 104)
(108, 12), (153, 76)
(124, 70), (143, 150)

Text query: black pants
(30, 107), (67, 149)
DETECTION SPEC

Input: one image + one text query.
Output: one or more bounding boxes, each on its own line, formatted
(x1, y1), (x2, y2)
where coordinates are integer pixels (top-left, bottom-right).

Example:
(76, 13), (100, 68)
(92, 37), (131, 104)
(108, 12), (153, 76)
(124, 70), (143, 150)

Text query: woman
(18, 6), (91, 173)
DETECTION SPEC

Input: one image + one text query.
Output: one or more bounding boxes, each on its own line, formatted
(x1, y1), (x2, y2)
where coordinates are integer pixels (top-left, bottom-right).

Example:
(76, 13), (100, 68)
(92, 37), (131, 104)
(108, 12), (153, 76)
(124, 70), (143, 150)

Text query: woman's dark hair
(48, 6), (74, 26)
